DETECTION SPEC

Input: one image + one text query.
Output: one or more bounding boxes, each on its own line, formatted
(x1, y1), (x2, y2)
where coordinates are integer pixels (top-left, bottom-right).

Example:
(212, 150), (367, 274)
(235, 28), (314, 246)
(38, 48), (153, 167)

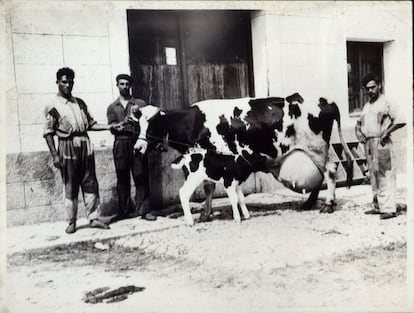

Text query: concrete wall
(4, 1), (412, 225)
(251, 1), (412, 127)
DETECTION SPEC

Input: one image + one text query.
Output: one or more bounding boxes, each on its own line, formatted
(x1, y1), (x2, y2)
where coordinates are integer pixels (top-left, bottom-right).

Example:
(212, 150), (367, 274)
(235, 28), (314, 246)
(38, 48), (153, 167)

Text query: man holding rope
(107, 74), (157, 221)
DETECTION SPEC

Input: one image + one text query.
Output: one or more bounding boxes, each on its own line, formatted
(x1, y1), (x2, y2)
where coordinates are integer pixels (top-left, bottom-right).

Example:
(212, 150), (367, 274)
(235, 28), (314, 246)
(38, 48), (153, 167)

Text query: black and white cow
(134, 93), (353, 225)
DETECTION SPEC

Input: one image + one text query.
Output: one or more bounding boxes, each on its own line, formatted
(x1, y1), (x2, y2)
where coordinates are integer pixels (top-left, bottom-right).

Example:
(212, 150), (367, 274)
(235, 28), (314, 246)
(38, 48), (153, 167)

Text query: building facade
(4, 1), (412, 225)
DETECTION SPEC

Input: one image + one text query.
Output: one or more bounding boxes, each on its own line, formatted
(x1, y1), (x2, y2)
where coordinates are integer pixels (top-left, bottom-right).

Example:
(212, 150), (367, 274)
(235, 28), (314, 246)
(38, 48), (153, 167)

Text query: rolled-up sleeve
(43, 104), (56, 137)
(386, 98), (405, 125)
(86, 109), (97, 129)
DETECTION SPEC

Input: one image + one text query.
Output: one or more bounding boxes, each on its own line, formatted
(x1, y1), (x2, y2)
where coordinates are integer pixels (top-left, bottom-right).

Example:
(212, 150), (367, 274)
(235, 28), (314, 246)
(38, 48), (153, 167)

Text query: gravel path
(6, 187), (409, 312)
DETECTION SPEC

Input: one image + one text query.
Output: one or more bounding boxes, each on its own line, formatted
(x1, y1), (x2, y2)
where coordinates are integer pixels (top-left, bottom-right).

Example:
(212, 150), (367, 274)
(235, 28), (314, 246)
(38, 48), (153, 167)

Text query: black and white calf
(134, 94), (353, 225)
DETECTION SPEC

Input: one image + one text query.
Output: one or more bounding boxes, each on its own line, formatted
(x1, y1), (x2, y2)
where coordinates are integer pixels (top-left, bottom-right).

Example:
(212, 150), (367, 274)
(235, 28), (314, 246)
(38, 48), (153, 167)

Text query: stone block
(7, 204), (66, 227)
(89, 132), (113, 150)
(72, 65), (112, 93)
(96, 171), (117, 191)
(24, 180), (62, 207)
(11, 8), (108, 36)
(15, 64), (61, 94)
(6, 89), (18, 124)
(20, 124), (47, 152)
(6, 127), (21, 154)
(63, 36), (110, 65)
(76, 92), (115, 123)
(18, 94), (54, 125)
(7, 183), (26, 210)
(6, 151), (57, 183)
(94, 149), (116, 175)
(13, 33), (63, 64)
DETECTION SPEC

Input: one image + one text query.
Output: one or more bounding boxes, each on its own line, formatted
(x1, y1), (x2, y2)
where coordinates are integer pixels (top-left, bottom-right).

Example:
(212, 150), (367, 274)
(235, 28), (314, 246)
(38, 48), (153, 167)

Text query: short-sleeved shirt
(107, 97), (146, 140)
(359, 94), (398, 138)
(43, 94), (96, 138)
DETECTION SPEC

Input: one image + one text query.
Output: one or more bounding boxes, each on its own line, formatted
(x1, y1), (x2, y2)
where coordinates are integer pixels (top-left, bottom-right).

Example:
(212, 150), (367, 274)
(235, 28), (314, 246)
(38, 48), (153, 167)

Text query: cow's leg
(179, 173), (205, 226)
(320, 161), (337, 213)
(225, 182), (242, 223)
(199, 181), (215, 223)
(301, 189), (320, 210)
(236, 185), (250, 220)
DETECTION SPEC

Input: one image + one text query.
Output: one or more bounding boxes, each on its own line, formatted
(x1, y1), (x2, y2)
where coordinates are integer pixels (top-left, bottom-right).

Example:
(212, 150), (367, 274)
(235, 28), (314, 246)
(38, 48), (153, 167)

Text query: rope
(143, 134), (254, 168)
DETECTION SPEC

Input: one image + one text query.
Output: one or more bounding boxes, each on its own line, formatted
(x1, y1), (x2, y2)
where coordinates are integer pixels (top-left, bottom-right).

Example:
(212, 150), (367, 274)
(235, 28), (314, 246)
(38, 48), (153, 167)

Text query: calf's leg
(179, 172), (205, 226)
(236, 185), (250, 220)
(225, 181), (242, 223)
(199, 181), (215, 223)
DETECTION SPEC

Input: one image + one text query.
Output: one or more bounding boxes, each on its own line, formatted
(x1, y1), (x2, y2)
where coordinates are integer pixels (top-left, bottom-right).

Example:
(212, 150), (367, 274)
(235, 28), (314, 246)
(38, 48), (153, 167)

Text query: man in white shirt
(355, 73), (405, 219)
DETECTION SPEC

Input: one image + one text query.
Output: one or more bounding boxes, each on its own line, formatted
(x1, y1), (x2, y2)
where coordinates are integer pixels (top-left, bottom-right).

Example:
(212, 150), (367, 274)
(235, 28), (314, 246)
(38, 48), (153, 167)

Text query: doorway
(127, 10), (254, 109)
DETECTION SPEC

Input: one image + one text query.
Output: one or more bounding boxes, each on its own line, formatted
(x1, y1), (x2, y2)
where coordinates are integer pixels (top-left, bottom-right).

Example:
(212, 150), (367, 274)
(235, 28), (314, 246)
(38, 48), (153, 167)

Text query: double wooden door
(127, 10), (254, 109)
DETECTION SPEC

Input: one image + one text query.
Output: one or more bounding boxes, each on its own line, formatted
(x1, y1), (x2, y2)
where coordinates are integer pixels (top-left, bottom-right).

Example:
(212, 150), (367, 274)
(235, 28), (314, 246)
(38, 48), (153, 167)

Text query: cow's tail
(171, 155), (186, 170)
(333, 103), (354, 188)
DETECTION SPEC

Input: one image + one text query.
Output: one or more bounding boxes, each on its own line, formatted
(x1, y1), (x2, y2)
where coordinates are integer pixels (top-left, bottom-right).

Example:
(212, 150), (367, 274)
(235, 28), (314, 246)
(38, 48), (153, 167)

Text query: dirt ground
(5, 189), (409, 313)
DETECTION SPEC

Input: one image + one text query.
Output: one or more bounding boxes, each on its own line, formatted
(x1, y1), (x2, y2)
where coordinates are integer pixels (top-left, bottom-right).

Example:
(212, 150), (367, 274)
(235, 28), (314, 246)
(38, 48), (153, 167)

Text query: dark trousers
(113, 138), (150, 216)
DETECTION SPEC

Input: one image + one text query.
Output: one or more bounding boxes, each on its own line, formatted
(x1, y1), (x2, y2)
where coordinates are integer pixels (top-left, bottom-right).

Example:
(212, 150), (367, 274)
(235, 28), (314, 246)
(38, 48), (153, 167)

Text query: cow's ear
(286, 93), (303, 104)
(318, 98), (328, 106)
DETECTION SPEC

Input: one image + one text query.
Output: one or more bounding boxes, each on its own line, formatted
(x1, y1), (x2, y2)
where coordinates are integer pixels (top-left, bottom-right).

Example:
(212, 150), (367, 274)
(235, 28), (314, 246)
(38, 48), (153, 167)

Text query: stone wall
(6, 148), (119, 226)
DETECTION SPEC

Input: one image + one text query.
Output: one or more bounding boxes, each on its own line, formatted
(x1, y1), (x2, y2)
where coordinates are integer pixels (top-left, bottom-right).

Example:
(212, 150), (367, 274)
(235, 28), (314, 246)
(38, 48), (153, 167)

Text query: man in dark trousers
(44, 67), (117, 234)
(107, 74), (157, 221)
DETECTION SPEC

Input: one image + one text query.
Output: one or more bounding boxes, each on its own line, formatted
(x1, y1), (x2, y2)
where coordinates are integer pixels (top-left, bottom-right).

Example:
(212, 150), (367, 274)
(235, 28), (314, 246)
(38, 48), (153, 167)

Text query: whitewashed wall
(251, 1), (412, 128)
(6, 2), (131, 154)
(6, 1), (412, 154)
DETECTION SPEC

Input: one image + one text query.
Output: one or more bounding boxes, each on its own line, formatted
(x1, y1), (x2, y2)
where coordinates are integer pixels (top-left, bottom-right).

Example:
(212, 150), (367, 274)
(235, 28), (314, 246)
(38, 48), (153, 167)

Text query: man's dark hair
(56, 67), (75, 81)
(362, 73), (381, 87)
(116, 73), (132, 83)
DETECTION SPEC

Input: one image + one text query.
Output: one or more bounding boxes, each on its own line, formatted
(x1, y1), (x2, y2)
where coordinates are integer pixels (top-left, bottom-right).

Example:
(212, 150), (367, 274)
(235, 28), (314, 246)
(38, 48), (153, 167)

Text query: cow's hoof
(233, 217), (242, 223)
(300, 203), (314, 211)
(242, 213), (251, 220)
(198, 214), (212, 223)
(319, 203), (335, 214)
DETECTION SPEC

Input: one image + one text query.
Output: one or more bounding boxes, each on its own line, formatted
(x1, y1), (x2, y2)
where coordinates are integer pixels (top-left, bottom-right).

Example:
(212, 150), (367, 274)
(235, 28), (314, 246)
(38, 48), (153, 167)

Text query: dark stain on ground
(83, 285), (145, 304)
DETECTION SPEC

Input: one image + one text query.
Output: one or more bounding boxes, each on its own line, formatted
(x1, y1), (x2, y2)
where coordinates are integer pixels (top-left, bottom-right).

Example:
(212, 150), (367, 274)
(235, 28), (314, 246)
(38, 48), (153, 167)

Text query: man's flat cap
(116, 74), (133, 83)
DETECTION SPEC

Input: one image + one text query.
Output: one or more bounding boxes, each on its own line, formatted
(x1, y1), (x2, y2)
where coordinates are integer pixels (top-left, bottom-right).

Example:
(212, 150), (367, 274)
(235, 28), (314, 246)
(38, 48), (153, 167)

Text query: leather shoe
(380, 212), (397, 220)
(142, 212), (157, 221)
(90, 219), (110, 229)
(65, 222), (76, 234)
(364, 208), (381, 215)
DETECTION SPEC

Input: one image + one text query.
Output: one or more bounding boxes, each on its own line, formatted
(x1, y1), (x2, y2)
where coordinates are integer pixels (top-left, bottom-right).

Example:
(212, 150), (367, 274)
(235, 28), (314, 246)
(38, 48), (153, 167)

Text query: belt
(71, 131), (88, 137)
(58, 132), (88, 140)
(115, 135), (135, 140)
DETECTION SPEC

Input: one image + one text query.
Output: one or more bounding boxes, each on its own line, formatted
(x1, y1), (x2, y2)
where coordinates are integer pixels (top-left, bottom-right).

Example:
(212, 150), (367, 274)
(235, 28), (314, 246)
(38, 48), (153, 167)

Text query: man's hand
(52, 154), (61, 168)
(134, 138), (148, 154)
(355, 125), (366, 143)
(380, 130), (390, 146)
(110, 123), (124, 132)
